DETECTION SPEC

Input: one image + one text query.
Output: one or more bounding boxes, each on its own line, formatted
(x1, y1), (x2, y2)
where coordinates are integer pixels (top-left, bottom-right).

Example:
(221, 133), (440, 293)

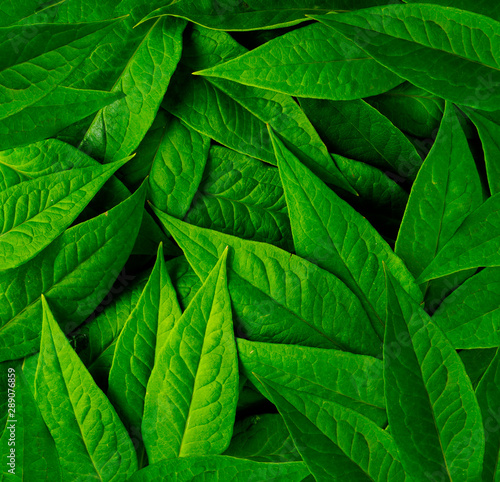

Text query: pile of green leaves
(1, 0), (500, 480)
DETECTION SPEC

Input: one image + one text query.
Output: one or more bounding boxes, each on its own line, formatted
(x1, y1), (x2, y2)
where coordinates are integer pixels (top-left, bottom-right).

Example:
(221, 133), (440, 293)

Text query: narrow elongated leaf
(81, 17), (186, 163)
(311, 5), (500, 111)
(128, 456), (309, 482)
(196, 23), (403, 100)
(224, 413), (301, 463)
(0, 86), (123, 151)
(272, 128), (421, 340)
(301, 98), (422, 177)
(0, 157), (129, 270)
(149, 114), (210, 217)
(0, 182), (146, 362)
(153, 209), (381, 356)
(403, 0), (500, 22)
(257, 378), (405, 482)
(365, 82), (444, 139)
(185, 146), (293, 251)
(384, 270), (485, 481)
(238, 339), (386, 426)
(475, 348), (500, 481)
(417, 194), (500, 282)
(432, 268), (500, 349)
(139, 0), (390, 31)
(165, 25), (353, 192)
(464, 108), (500, 195)
(0, 361), (61, 480)
(34, 297), (137, 481)
(142, 250), (238, 462)
(108, 244), (182, 462)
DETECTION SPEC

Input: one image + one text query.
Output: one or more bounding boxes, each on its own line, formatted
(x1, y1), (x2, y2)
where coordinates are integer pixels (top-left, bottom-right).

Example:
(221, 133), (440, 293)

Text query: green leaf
(271, 127), (421, 341)
(166, 255), (203, 311)
(383, 269), (485, 481)
(139, 0), (390, 31)
(196, 22), (403, 100)
(300, 97), (422, 178)
(142, 249), (238, 462)
(224, 413), (301, 463)
(403, 0), (500, 22)
(475, 348), (500, 481)
(153, 209), (381, 356)
(149, 114), (210, 217)
(0, 361), (61, 481)
(0, 0), (65, 27)
(311, 5), (500, 111)
(34, 296), (137, 481)
(417, 194), (500, 283)
(432, 268), (500, 349)
(0, 157), (130, 270)
(185, 146), (293, 251)
(463, 108), (500, 195)
(365, 82), (445, 139)
(107, 244), (182, 463)
(164, 25), (356, 193)
(256, 377), (405, 482)
(80, 17), (186, 163)
(127, 455), (309, 482)
(460, 348), (498, 389)
(395, 102), (483, 302)
(0, 181), (147, 362)
(238, 338), (386, 426)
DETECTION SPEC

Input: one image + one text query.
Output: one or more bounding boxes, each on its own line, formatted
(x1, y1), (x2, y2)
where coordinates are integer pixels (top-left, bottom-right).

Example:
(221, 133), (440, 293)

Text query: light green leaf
(127, 455), (309, 482)
(142, 249), (238, 462)
(311, 5), (500, 111)
(0, 157), (130, 270)
(272, 127), (421, 341)
(108, 244), (182, 464)
(166, 255), (203, 311)
(417, 194), (500, 282)
(432, 268), (500, 349)
(0, 361), (61, 481)
(475, 348), (500, 482)
(384, 270), (485, 481)
(0, 181), (147, 362)
(224, 413), (301, 463)
(34, 297), (137, 481)
(257, 377), (405, 482)
(300, 97), (422, 178)
(149, 114), (210, 217)
(153, 209), (381, 356)
(185, 146), (292, 251)
(139, 0), (390, 31)
(463, 108), (500, 195)
(195, 22), (403, 100)
(80, 17), (186, 163)
(165, 25), (354, 192)
(238, 338), (386, 426)
(365, 82), (444, 139)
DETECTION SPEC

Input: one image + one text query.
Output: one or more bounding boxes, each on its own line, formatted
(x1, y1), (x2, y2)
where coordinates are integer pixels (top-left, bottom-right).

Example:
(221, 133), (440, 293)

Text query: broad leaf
(128, 455), (309, 482)
(257, 378), (405, 482)
(301, 98), (422, 178)
(238, 339), (386, 426)
(475, 348), (500, 481)
(0, 157), (130, 270)
(417, 194), (500, 282)
(384, 270), (485, 481)
(34, 297), (137, 480)
(196, 23), (403, 100)
(153, 209), (381, 356)
(142, 250), (238, 462)
(460, 348), (498, 389)
(403, 0), (500, 22)
(139, 0), (390, 31)
(185, 146), (293, 251)
(432, 268), (500, 349)
(311, 5), (500, 111)
(107, 244), (182, 464)
(0, 181), (147, 362)
(272, 127), (421, 341)
(0, 0), (65, 27)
